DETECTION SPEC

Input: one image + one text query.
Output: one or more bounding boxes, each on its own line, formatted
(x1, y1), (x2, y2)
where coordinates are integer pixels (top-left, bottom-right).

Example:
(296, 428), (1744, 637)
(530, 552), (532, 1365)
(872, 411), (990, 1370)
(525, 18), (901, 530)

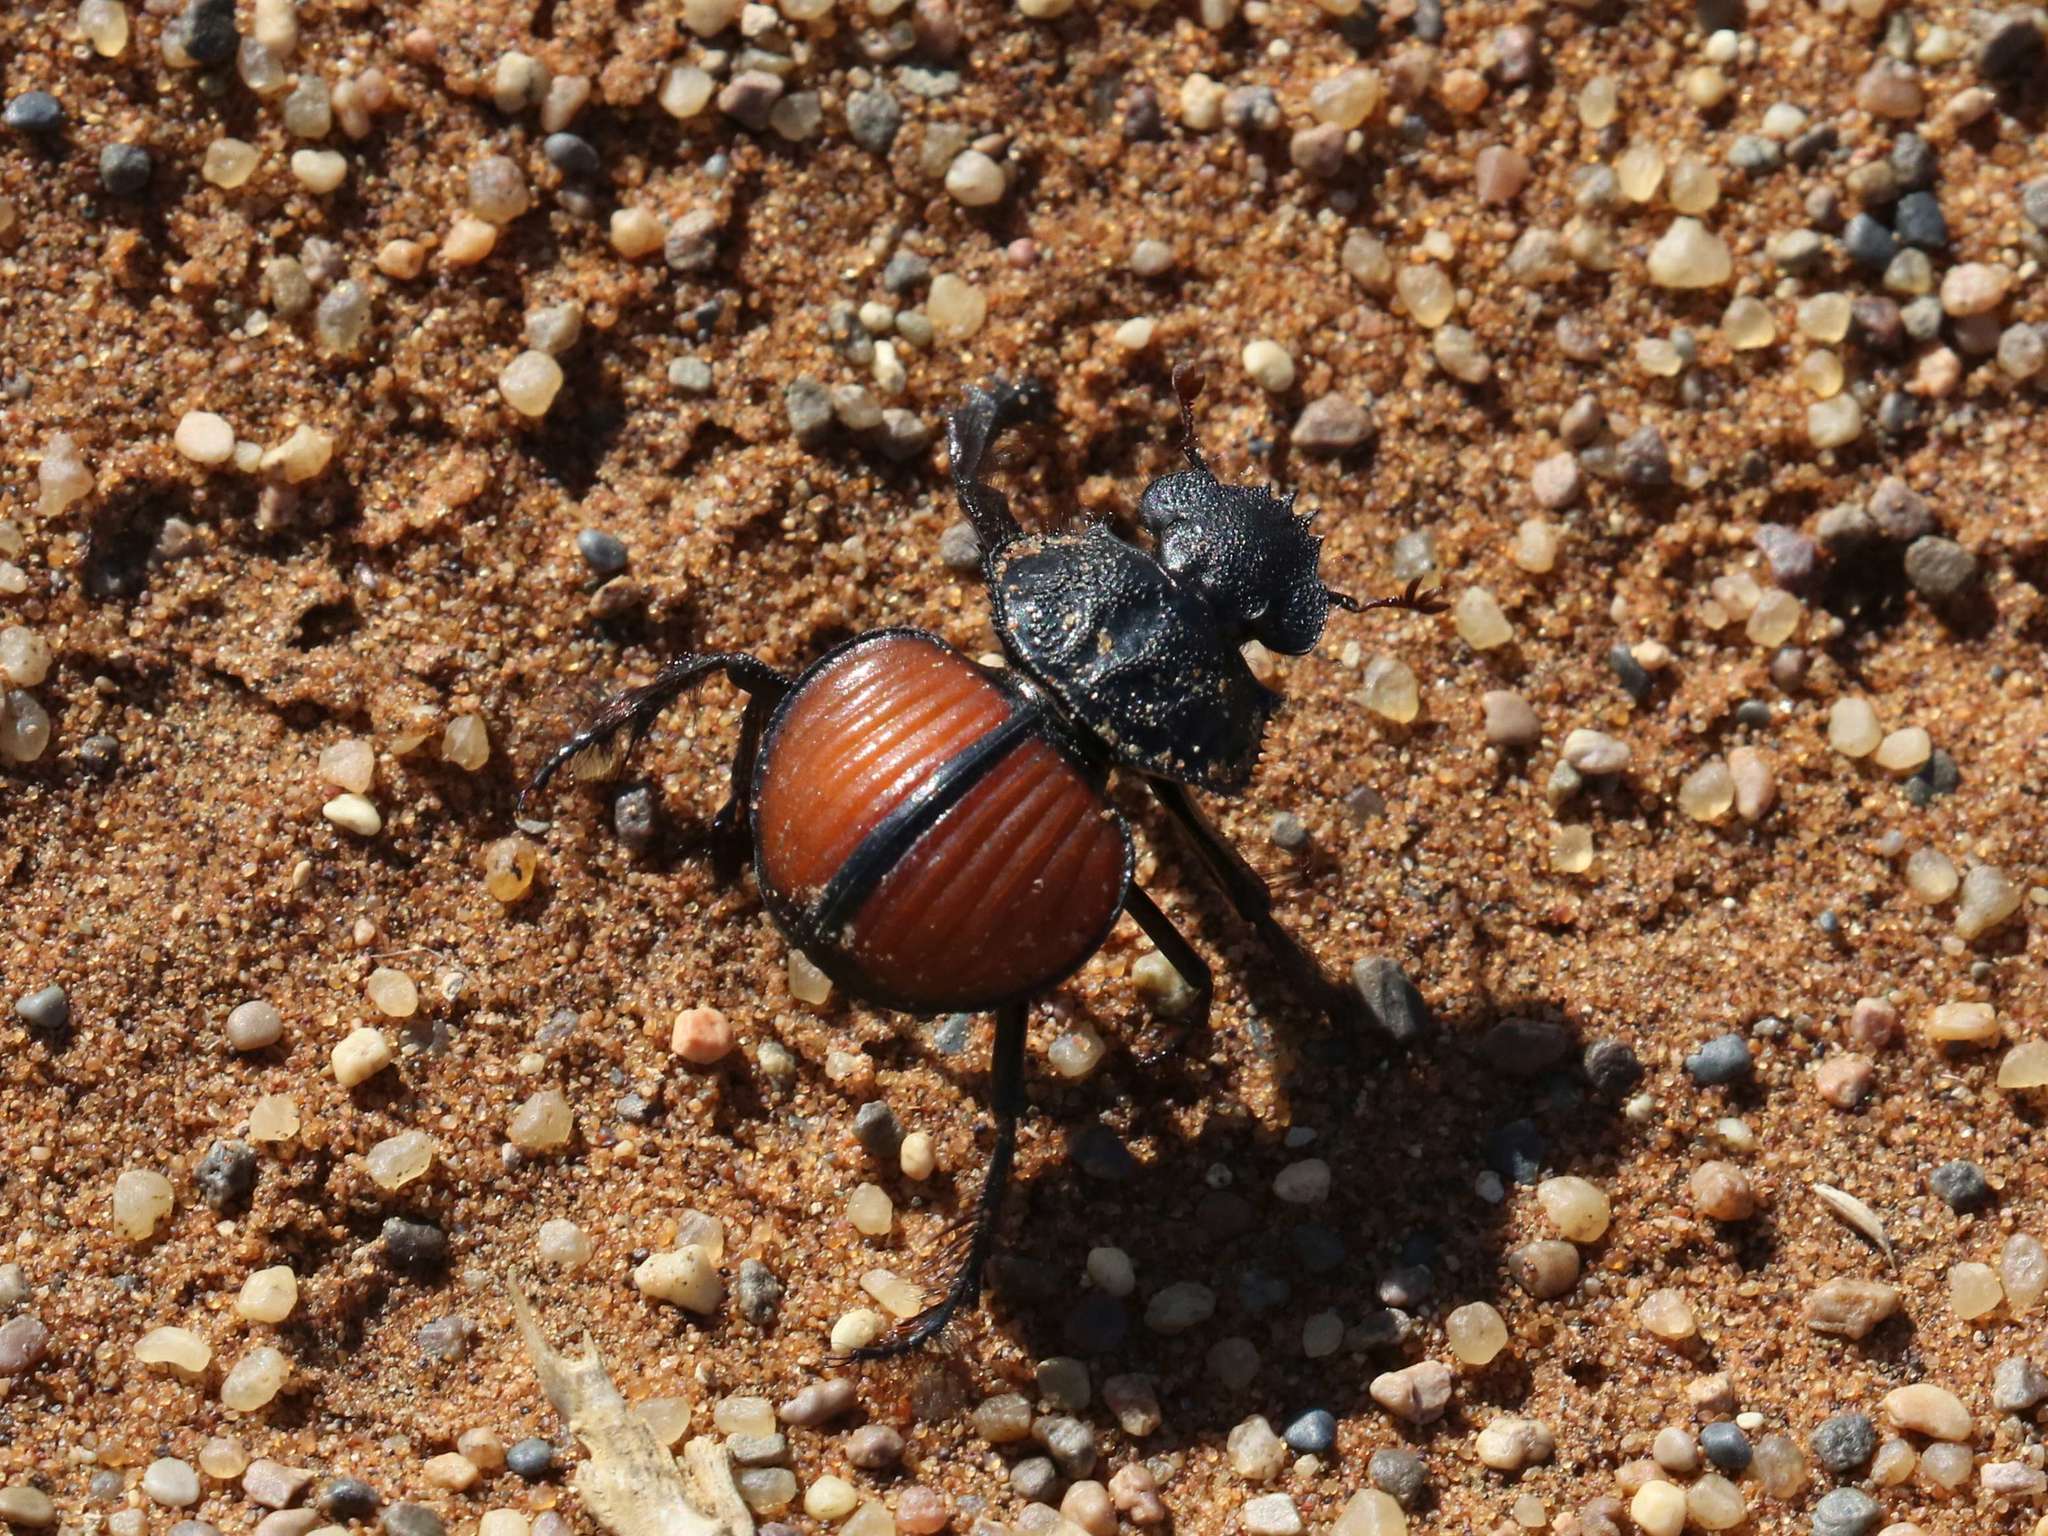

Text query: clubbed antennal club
(1326, 577), (1449, 618)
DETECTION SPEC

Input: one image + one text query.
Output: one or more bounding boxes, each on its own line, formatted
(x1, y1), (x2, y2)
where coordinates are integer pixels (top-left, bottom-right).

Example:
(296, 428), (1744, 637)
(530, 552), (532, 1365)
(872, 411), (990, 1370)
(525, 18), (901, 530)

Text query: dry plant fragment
(1812, 1182), (1895, 1269)
(509, 1281), (754, 1536)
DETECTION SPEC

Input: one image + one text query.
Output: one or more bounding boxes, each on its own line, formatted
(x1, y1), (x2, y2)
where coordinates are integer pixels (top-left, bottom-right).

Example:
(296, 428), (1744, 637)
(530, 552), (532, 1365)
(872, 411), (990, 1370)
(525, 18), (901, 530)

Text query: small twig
(1812, 1182), (1897, 1270)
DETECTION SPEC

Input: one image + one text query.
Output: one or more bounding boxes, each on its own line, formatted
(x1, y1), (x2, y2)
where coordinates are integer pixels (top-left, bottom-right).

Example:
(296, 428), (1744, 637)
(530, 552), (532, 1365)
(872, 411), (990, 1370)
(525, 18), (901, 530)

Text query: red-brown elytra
(522, 368), (1442, 1356)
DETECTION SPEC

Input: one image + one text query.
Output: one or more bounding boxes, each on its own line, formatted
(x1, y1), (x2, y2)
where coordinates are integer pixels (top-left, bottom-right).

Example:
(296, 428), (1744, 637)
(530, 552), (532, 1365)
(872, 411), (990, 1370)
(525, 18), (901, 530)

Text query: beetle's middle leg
(946, 376), (1050, 553)
(1146, 778), (1360, 1026)
(850, 996), (1028, 1359)
(521, 653), (793, 858)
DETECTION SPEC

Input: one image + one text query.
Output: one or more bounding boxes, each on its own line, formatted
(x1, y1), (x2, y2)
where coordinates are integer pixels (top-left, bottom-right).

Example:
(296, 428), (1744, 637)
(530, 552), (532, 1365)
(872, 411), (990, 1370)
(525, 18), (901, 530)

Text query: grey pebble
(0, 1315), (50, 1375)
(726, 1433), (787, 1467)
(664, 208), (722, 275)
(1810, 1486), (1880, 1536)
(380, 1505), (444, 1536)
(778, 1378), (855, 1426)
(1929, 1158), (1990, 1211)
(1607, 645), (1651, 703)
(14, 985), (69, 1032)
(1992, 1357), (2048, 1413)
(193, 1140), (257, 1212)
(1351, 955), (1434, 1045)
(1892, 190), (1947, 248)
(937, 520), (982, 570)
(178, 0), (239, 64)
(845, 1425), (903, 1470)
(379, 1216), (447, 1273)
(845, 88), (903, 155)
(4, 92), (65, 135)
(853, 1100), (902, 1162)
(734, 1258), (783, 1326)
(1727, 135), (1781, 173)
(1037, 1415), (1096, 1478)
(2025, 179), (2048, 230)
(1685, 1032), (1752, 1086)
(1377, 1264), (1433, 1308)
(1810, 1411), (1876, 1473)
(1615, 425), (1670, 489)
(1583, 1038), (1642, 1094)
(881, 249), (930, 294)
(316, 1480), (380, 1520)
(612, 787), (656, 851)
(415, 1315), (471, 1361)
(1291, 395), (1372, 455)
(576, 529), (629, 577)
(1369, 1446), (1427, 1507)
(668, 356), (712, 394)
(784, 377), (834, 449)
(1903, 535), (1978, 601)
(99, 143), (153, 196)
(1282, 1408), (1336, 1454)
(1754, 524), (1817, 586)
(542, 133), (600, 177)
(78, 734), (122, 776)
(506, 1439), (556, 1481)
(1700, 1421), (1751, 1472)
(1843, 213), (1896, 271)
(1889, 133), (1937, 189)
(1009, 1456), (1060, 1501)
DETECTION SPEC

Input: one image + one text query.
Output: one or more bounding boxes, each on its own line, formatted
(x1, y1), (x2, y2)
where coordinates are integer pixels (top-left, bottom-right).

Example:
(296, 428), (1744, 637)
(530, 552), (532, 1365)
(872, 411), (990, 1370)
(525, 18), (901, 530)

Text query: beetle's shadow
(875, 971), (1649, 1451)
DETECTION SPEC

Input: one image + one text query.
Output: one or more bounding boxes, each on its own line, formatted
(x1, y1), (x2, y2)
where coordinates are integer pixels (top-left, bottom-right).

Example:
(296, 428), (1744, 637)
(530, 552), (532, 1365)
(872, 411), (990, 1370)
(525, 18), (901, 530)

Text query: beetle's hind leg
(520, 653), (792, 852)
(1122, 884), (1214, 1062)
(947, 377), (1050, 554)
(848, 998), (1028, 1360)
(1147, 778), (1361, 1027)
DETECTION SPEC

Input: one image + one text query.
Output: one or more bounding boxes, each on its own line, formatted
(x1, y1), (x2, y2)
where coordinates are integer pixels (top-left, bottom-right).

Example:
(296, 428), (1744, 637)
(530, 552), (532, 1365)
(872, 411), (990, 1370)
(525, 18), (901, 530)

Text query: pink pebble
(1006, 238), (1038, 269)
(895, 1485), (950, 1534)
(669, 1006), (734, 1065)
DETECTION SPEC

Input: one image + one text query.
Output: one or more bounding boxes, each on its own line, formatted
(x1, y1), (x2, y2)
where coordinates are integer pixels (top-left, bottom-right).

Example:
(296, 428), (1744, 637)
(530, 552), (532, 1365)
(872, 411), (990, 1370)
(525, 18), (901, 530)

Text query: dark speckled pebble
(1486, 1119), (1546, 1184)
(1583, 1037), (1642, 1095)
(4, 92), (65, 134)
(179, 0), (239, 65)
(99, 143), (153, 196)
(1929, 1159), (1990, 1212)
(506, 1439), (557, 1481)
(1843, 213), (1896, 271)
(317, 1479), (381, 1520)
(543, 133), (602, 177)
(1283, 1408), (1337, 1454)
(576, 528), (628, 576)
(379, 1216), (447, 1273)
(1369, 1447), (1428, 1508)
(1735, 700), (1773, 729)
(1685, 1032), (1752, 1086)
(1700, 1421), (1752, 1472)
(1811, 1411), (1878, 1473)
(853, 1100), (902, 1162)
(1810, 1486), (1880, 1536)
(194, 1140), (257, 1211)
(1607, 645), (1651, 703)
(1892, 190), (1948, 249)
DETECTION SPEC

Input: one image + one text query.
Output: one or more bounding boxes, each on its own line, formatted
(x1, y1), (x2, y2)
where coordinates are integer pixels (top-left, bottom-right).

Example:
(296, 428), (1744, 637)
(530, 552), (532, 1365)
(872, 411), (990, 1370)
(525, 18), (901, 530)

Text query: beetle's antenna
(1326, 577), (1448, 616)
(1171, 363), (1211, 473)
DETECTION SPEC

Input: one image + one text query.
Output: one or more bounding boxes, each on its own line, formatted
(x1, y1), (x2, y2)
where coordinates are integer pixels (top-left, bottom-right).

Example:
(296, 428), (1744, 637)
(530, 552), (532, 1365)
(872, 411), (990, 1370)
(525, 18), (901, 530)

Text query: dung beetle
(524, 368), (1439, 1355)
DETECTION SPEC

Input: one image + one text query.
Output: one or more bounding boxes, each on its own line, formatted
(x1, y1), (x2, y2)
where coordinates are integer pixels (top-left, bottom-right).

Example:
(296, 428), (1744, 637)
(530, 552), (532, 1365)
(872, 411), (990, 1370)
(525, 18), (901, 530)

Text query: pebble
(1882, 1383), (1971, 1440)
(1930, 1160), (1990, 1211)
(1351, 956), (1434, 1044)
(99, 143), (153, 196)
(1144, 1281), (1214, 1333)
(382, 1506), (443, 1536)
(380, 1216), (447, 1273)
(1892, 190), (1947, 249)
(506, 1439), (556, 1481)
(1686, 1033), (1751, 1086)
(1816, 1053), (1875, 1109)
(1902, 536), (1977, 601)
(1940, 262), (2010, 317)
(3, 92), (65, 135)
(1630, 1481), (1686, 1536)
(1804, 1278), (1900, 1338)
(243, 1462), (312, 1510)
(1955, 864), (2021, 939)
(1243, 340), (1296, 393)
(333, 1027), (393, 1087)
(1291, 395), (1371, 454)
(1700, 1422), (1751, 1473)
(0, 1317), (50, 1374)
(1615, 425), (1672, 488)
(195, 1140), (257, 1210)
(1241, 1494), (1302, 1536)
(1690, 1161), (1757, 1220)
(1844, 214), (1897, 271)
(1453, 587), (1513, 648)
(945, 150), (1005, 206)
(1647, 218), (1732, 287)
(1482, 691), (1540, 749)
(318, 1480), (380, 1521)
(1812, 1488), (1880, 1536)
(1992, 1356), (2048, 1412)
(1369, 1361), (1452, 1425)
(0, 1488), (56, 1528)
(14, 985), (69, 1033)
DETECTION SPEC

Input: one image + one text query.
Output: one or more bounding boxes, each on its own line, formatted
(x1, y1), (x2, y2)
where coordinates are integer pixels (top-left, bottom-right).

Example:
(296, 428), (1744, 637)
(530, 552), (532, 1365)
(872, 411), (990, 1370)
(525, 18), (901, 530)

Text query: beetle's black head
(1136, 365), (1362, 655)
(1138, 470), (1339, 654)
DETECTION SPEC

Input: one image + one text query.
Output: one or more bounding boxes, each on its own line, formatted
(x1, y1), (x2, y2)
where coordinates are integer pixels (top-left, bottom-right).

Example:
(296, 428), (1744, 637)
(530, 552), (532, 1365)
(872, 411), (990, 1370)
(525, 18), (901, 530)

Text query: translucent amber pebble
(1999, 1041), (2048, 1091)
(788, 950), (833, 1004)
(443, 713), (490, 770)
(1924, 1001), (1997, 1045)
(1453, 587), (1513, 649)
(365, 967), (417, 1017)
(1360, 655), (1420, 723)
(1638, 1288), (1696, 1340)
(1746, 589), (1800, 645)
(236, 1266), (298, 1323)
(1538, 1176), (1612, 1241)
(1949, 1261), (2002, 1319)
(1828, 698), (1882, 757)
(1905, 847), (1959, 903)
(1797, 349), (1845, 399)
(713, 1395), (776, 1436)
(220, 1346), (289, 1410)
(508, 1089), (573, 1151)
(1667, 157), (1719, 213)
(1512, 519), (1558, 573)
(113, 1169), (175, 1240)
(2002, 1233), (2047, 1311)
(860, 1267), (927, 1318)
(848, 1183), (893, 1236)
(1446, 1302), (1508, 1364)
(1395, 264), (1455, 329)
(364, 1130), (434, 1190)
(1678, 760), (1735, 822)
(483, 835), (538, 902)
(136, 1326), (212, 1374)
(248, 1094), (299, 1142)
(1798, 293), (1852, 342)
(1549, 825), (1593, 874)
(1576, 76), (1618, 129)
(1615, 144), (1665, 203)
(1721, 297), (1777, 350)
(1334, 1490), (1408, 1536)
(1873, 727), (1931, 774)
